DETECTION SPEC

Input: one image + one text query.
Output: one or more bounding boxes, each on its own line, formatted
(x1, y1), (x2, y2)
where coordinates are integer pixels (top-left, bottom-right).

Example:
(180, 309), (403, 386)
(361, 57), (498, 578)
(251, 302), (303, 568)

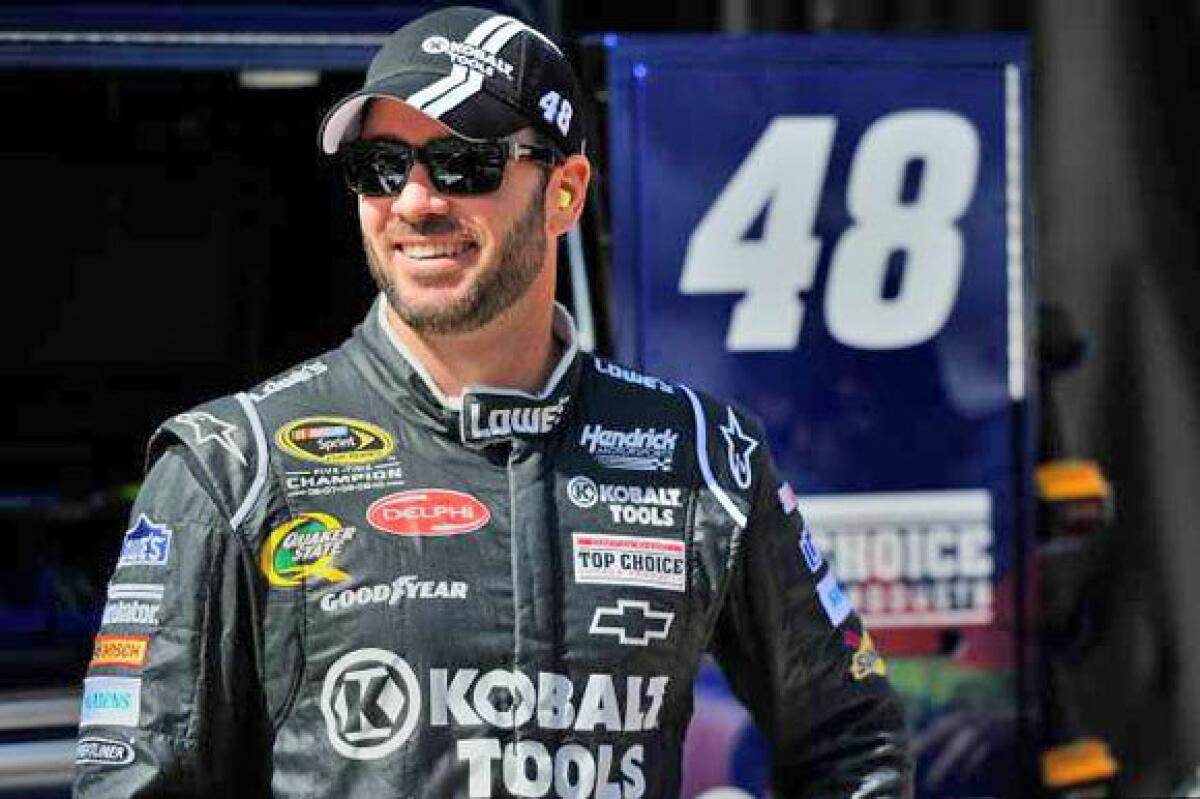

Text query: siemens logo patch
(80, 677), (141, 727)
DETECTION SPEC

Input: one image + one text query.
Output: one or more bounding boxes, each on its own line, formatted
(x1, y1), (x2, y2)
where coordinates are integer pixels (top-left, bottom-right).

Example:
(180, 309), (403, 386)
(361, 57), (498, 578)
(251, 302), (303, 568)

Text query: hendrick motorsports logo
(579, 425), (678, 472)
(321, 648), (667, 794)
(275, 416), (395, 466)
(260, 513), (356, 588)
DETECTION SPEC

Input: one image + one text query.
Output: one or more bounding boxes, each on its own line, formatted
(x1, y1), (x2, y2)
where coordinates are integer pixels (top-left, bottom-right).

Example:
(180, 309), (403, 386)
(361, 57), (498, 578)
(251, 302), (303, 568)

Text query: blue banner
(606, 34), (1032, 798)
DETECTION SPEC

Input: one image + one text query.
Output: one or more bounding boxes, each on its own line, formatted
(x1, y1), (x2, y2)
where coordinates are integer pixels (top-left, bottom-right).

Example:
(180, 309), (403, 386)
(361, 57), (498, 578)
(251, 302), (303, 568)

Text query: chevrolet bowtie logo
(589, 600), (674, 647)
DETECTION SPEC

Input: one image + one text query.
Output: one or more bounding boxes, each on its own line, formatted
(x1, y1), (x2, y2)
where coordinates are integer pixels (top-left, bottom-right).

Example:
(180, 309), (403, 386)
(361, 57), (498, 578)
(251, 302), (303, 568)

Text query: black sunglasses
(339, 136), (562, 197)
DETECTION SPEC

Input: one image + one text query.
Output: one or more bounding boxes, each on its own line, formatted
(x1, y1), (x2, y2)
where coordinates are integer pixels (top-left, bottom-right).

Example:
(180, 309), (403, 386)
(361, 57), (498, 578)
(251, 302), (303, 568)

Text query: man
(75, 6), (911, 798)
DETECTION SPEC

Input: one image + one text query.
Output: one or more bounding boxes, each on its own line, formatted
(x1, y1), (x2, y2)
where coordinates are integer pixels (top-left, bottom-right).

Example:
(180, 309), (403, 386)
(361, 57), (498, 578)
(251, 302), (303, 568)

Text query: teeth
(400, 241), (472, 260)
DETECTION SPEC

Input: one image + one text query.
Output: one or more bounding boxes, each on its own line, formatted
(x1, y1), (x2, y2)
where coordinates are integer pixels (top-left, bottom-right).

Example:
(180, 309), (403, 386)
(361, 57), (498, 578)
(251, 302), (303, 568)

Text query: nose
(389, 163), (450, 220)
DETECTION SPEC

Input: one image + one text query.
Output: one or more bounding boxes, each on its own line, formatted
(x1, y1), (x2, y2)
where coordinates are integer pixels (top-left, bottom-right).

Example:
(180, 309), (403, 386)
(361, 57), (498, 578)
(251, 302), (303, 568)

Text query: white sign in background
(801, 489), (995, 628)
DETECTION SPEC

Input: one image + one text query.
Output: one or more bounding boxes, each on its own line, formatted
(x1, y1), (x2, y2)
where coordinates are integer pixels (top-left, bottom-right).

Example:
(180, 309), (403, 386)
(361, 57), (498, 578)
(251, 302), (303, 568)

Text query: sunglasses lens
(341, 141), (413, 197)
(423, 140), (507, 194)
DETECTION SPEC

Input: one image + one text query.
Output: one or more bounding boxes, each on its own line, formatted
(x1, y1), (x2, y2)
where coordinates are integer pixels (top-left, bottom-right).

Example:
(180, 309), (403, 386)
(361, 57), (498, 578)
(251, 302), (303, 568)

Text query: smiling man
(74, 6), (911, 798)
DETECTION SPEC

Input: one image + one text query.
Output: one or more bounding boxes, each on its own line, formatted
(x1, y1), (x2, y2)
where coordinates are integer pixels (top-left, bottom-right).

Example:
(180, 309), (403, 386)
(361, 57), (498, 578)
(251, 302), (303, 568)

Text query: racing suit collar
(364, 294), (582, 447)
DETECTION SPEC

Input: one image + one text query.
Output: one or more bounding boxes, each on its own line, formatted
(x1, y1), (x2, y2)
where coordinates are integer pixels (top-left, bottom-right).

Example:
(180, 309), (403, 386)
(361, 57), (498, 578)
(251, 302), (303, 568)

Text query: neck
(384, 290), (560, 401)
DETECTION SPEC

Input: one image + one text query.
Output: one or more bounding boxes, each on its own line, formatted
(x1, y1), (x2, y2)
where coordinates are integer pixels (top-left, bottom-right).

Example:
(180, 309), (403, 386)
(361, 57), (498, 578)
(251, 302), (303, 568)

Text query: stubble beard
(365, 184), (547, 336)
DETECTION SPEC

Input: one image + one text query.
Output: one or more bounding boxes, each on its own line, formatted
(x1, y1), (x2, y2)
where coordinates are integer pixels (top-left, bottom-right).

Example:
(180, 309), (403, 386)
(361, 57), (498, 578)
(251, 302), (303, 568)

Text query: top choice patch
(572, 533), (686, 593)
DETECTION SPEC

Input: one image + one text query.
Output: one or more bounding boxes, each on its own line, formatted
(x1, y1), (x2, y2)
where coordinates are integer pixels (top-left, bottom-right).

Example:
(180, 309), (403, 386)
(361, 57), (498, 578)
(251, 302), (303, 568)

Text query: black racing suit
(74, 298), (912, 798)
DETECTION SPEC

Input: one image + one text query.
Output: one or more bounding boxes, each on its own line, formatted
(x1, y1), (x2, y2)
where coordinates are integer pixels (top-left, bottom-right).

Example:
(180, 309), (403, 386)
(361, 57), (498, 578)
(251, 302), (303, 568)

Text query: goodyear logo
(274, 416), (394, 466)
(260, 513), (356, 588)
(91, 635), (149, 668)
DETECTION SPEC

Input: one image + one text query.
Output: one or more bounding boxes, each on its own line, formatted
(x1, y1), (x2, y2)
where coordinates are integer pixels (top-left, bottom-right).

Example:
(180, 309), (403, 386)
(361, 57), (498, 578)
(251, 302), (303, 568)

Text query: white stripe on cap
(406, 14), (513, 112)
(419, 18), (524, 120)
(420, 19), (525, 119)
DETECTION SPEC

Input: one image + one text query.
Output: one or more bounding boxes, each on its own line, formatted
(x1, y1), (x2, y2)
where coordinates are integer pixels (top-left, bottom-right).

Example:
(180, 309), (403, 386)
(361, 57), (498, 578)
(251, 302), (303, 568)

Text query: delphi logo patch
(367, 490), (491, 537)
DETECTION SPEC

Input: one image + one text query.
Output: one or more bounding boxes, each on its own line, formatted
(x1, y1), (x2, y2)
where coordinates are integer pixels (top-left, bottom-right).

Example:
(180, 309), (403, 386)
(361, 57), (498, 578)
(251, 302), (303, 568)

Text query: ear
(545, 154), (591, 237)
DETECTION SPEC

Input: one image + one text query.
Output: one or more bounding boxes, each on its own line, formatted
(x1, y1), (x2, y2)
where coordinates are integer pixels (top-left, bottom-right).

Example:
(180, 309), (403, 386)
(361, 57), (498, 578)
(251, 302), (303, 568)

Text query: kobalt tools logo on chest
(322, 648), (667, 797)
(464, 395), (570, 444)
(579, 425), (678, 472)
(566, 476), (683, 528)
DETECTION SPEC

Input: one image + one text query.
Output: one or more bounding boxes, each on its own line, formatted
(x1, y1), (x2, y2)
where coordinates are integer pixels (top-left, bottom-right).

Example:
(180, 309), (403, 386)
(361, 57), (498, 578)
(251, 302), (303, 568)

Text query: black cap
(319, 6), (586, 157)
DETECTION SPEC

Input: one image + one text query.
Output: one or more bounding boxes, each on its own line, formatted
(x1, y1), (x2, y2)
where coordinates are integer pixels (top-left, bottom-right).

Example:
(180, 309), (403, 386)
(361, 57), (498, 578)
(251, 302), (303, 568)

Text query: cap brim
(318, 72), (531, 155)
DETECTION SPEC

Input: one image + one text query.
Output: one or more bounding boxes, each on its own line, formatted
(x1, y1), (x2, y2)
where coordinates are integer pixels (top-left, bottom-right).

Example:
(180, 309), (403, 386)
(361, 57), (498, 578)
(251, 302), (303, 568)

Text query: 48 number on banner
(680, 111), (981, 352)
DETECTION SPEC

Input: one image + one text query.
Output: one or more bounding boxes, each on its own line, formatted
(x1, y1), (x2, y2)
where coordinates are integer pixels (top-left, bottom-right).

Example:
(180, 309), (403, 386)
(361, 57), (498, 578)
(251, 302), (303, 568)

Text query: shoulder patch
(148, 393), (269, 531)
(590, 356), (676, 394)
(245, 361), (329, 404)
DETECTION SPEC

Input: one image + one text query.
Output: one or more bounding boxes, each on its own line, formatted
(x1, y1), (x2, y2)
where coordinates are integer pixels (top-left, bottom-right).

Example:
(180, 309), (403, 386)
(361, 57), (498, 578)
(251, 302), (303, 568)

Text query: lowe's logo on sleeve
(817, 571), (852, 628)
(117, 515), (172, 568)
(80, 677), (141, 727)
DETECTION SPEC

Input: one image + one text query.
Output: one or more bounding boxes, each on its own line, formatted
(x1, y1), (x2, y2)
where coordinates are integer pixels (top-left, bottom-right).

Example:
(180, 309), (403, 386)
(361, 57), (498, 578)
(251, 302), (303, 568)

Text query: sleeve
(708, 445), (913, 798)
(74, 444), (272, 798)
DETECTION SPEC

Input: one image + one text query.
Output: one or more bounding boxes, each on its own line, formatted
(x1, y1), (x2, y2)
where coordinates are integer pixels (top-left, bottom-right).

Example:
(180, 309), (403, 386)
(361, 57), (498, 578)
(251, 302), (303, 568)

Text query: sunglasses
(339, 136), (562, 197)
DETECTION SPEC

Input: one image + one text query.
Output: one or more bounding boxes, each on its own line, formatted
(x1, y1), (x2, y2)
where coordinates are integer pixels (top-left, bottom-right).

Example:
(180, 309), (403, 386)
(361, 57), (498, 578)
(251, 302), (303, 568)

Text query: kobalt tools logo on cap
(275, 416), (395, 466)
(566, 476), (684, 528)
(573, 534), (687, 593)
(117, 515), (172, 568)
(321, 647), (668, 796)
(420, 34), (515, 80)
(76, 737), (135, 766)
(367, 490), (491, 537)
(260, 513), (356, 588)
(579, 425), (678, 472)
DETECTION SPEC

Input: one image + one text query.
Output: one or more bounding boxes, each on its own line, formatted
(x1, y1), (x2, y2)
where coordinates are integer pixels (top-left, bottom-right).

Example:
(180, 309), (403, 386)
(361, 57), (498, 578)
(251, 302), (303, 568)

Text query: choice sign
(605, 34), (1032, 799)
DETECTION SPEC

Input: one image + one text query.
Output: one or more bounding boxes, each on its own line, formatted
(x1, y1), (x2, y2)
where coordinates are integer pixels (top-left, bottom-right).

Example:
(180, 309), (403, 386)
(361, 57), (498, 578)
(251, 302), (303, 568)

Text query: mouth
(393, 238), (478, 262)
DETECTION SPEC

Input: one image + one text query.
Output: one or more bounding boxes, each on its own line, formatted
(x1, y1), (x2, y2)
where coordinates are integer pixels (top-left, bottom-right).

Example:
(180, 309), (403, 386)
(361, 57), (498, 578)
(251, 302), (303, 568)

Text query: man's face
(357, 100), (549, 336)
